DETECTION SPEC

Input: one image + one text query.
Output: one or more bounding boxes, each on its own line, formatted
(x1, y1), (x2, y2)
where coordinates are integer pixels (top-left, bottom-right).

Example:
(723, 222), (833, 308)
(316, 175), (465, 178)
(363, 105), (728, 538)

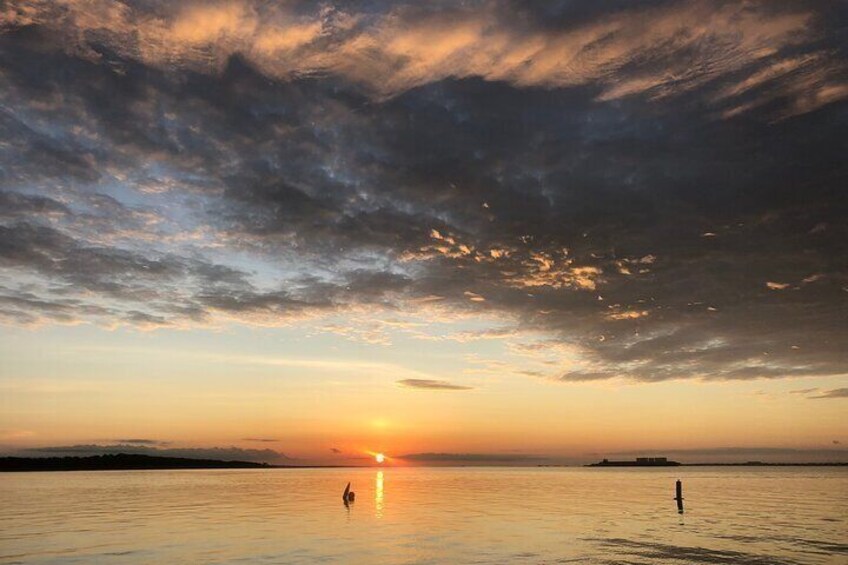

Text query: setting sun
(375, 453), (385, 464)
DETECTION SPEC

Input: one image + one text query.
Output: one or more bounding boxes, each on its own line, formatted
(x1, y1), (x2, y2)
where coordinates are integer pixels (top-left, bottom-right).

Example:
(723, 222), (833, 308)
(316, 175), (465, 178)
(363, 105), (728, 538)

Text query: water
(1, 467), (846, 564)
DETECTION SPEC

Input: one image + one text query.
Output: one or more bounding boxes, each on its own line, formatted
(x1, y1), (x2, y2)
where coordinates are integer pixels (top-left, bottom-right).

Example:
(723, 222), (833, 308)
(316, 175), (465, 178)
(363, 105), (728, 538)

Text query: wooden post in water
(674, 479), (684, 514)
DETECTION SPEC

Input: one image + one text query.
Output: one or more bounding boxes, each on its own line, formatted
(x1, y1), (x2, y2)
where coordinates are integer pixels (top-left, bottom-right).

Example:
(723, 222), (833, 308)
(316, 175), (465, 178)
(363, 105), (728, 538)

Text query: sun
(375, 453), (385, 464)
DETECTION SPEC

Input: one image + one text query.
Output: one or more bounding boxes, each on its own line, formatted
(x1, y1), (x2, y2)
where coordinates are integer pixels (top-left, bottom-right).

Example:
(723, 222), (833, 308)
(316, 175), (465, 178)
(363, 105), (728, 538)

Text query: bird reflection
(375, 471), (384, 518)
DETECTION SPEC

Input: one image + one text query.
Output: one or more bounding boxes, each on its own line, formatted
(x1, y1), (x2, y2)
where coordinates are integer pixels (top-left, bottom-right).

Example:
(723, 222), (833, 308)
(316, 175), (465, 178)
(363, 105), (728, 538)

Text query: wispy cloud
(808, 388), (848, 399)
(397, 379), (473, 391)
(113, 439), (166, 446)
(9, 1), (844, 114)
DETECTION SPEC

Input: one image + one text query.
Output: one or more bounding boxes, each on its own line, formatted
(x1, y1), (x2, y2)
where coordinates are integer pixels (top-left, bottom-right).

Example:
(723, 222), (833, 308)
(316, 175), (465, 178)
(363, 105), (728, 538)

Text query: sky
(0, 0), (846, 466)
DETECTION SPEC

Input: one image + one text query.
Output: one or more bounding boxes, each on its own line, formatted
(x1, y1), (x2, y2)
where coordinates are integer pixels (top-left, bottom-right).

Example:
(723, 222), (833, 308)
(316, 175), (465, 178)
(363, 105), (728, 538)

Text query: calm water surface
(1, 467), (846, 564)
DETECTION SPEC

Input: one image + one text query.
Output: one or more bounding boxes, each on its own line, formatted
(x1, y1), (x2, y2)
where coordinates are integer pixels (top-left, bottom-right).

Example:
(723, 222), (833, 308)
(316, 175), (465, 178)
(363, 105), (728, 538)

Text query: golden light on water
(375, 471), (384, 518)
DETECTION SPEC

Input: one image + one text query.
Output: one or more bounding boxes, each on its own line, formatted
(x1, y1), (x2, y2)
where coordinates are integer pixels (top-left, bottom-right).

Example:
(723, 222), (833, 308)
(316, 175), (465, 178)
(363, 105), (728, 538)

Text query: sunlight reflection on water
(1, 467), (846, 564)
(375, 470), (384, 519)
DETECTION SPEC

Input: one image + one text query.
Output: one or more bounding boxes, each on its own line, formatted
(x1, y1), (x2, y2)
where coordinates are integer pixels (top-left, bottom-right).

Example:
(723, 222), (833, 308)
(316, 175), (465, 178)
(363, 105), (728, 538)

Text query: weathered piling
(674, 479), (684, 514)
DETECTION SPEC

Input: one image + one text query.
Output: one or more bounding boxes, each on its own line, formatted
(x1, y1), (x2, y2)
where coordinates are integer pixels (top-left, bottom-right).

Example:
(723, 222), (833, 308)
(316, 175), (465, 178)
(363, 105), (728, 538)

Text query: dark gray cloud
(0, 191), (69, 218)
(397, 379), (473, 391)
(16, 444), (290, 463)
(0, 1), (846, 382)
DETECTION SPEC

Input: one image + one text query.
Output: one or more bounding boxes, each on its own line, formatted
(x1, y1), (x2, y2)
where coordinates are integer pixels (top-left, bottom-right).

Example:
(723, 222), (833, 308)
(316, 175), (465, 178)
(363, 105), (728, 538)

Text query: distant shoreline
(681, 462), (848, 467)
(583, 457), (847, 468)
(0, 454), (351, 472)
(3, 454), (846, 472)
(574, 462), (848, 468)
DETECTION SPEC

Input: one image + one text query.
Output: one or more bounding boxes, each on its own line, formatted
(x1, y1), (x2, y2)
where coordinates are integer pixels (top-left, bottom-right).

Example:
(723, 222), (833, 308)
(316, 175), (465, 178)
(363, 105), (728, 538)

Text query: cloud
(0, 191), (69, 219)
(242, 438), (279, 443)
(808, 388), (848, 399)
(7, 1), (845, 115)
(0, 1), (845, 386)
(441, 327), (519, 343)
(113, 438), (165, 445)
(787, 387), (848, 400)
(397, 379), (473, 391)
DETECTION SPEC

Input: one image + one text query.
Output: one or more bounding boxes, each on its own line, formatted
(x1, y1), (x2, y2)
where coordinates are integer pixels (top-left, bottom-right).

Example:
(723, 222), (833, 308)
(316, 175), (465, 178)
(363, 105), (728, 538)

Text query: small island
(0, 453), (280, 472)
(587, 457), (681, 467)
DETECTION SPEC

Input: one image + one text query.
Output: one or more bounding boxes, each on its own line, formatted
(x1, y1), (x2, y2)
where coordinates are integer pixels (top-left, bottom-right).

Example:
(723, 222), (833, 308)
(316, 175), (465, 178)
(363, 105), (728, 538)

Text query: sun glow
(375, 453), (385, 464)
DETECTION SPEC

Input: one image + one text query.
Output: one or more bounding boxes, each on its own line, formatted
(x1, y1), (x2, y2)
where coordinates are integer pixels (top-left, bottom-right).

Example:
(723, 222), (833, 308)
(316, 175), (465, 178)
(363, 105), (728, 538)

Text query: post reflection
(375, 471), (384, 518)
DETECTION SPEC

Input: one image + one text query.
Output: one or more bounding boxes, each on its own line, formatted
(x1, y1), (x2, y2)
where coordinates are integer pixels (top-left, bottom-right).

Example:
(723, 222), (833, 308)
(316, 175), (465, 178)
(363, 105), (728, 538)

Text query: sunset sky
(0, 0), (846, 465)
